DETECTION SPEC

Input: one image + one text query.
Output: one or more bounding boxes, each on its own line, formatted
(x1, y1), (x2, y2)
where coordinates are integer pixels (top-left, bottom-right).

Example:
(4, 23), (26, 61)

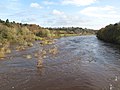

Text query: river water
(0, 35), (120, 90)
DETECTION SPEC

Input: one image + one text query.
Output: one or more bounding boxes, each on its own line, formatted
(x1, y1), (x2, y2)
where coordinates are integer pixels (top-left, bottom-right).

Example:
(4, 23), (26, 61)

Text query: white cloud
(53, 15), (88, 26)
(62, 0), (97, 6)
(21, 18), (37, 23)
(44, 10), (90, 27)
(52, 9), (64, 16)
(10, 0), (19, 1)
(80, 6), (120, 18)
(1, 0), (22, 11)
(43, 1), (56, 5)
(30, 3), (42, 9)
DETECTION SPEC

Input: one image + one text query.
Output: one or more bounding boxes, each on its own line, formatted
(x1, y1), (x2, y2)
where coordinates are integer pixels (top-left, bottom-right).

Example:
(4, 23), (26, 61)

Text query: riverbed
(0, 35), (120, 90)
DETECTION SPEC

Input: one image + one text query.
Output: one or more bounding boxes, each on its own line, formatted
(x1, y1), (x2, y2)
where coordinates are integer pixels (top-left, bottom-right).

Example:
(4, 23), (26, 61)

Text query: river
(0, 35), (120, 90)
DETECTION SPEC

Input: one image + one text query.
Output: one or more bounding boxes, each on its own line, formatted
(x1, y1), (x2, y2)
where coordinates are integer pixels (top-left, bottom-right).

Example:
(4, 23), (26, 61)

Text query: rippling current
(0, 35), (120, 90)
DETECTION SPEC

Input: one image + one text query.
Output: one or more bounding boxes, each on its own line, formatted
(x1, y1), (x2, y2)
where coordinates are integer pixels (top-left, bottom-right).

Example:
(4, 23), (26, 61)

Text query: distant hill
(97, 22), (120, 44)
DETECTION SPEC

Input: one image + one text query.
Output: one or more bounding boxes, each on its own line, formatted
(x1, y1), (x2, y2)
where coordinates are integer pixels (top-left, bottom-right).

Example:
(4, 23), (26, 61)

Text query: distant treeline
(97, 22), (120, 44)
(46, 27), (97, 35)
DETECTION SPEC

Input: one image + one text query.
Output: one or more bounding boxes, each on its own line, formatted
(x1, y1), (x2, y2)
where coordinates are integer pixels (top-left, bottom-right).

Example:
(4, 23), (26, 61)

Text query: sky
(0, 0), (120, 29)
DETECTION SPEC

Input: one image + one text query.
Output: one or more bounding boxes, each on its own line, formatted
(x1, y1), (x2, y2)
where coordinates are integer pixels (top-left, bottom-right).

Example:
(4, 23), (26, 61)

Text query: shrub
(97, 23), (120, 44)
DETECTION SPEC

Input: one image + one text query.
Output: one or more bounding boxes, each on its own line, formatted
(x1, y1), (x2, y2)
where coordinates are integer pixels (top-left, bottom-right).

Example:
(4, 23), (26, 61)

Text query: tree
(6, 19), (9, 23)
(13, 21), (15, 23)
(0, 19), (2, 23)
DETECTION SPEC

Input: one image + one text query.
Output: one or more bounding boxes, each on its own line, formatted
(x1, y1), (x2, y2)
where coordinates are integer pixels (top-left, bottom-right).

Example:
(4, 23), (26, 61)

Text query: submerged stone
(26, 55), (32, 59)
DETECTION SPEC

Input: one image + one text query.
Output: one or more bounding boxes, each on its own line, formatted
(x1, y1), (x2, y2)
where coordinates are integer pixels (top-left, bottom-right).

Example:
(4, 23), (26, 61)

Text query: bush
(97, 23), (120, 44)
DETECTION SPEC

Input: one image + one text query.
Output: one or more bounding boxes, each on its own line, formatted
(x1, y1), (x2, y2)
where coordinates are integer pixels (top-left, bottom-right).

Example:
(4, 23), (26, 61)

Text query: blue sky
(0, 0), (120, 29)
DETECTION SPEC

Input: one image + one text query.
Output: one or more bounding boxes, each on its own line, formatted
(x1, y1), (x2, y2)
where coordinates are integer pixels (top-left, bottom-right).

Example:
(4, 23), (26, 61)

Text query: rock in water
(0, 51), (5, 58)
(37, 59), (43, 68)
(5, 48), (11, 54)
(26, 55), (32, 59)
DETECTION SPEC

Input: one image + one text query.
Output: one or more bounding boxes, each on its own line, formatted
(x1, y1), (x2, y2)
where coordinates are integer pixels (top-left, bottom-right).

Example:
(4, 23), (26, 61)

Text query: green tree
(6, 19), (9, 23)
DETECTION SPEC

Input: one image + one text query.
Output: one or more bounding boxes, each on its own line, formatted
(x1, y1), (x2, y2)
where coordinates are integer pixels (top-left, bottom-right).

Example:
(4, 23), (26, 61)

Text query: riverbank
(0, 19), (97, 59)
(97, 22), (120, 44)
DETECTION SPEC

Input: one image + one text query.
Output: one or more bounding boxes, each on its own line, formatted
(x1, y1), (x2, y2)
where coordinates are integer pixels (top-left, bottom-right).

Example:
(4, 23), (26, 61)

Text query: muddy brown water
(0, 35), (120, 90)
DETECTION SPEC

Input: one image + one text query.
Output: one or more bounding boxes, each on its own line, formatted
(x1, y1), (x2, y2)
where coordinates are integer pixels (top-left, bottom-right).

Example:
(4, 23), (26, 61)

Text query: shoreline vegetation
(0, 19), (97, 59)
(97, 22), (120, 44)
